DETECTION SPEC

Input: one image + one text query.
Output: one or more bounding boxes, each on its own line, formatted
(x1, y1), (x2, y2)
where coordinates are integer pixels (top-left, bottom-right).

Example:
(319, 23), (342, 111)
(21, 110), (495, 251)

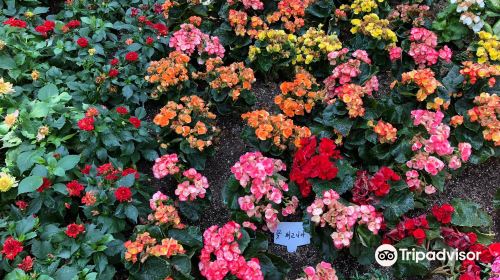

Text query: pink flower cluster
(409, 28), (452, 67)
(150, 191), (169, 210)
(306, 190), (383, 249)
(175, 168), (209, 201)
(406, 110), (472, 192)
(231, 152), (298, 232)
(297, 261), (338, 280)
(152, 153), (180, 179)
(491, 257), (500, 280)
(389, 46), (402, 61)
(199, 221), (264, 280)
(169, 23), (225, 58)
(228, 0), (264, 10)
(326, 49), (372, 85)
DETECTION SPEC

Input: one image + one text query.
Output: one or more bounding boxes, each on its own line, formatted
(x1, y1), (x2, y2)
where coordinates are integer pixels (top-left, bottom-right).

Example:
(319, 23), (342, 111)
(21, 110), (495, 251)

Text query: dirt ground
(140, 81), (499, 279)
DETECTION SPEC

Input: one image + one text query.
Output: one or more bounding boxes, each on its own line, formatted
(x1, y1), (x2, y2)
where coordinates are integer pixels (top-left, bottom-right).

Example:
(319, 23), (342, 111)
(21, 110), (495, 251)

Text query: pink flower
(424, 185), (437, 194)
(389, 46), (402, 61)
(448, 155), (462, 170)
(424, 156), (445, 175)
(175, 168), (209, 201)
(439, 45), (453, 63)
(152, 154), (180, 179)
(150, 191), (168, 210)
(458, 142), (472, 162)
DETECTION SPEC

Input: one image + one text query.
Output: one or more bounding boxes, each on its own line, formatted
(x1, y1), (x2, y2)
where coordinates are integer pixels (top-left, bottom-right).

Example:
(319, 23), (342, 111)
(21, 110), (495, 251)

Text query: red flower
(65, 223), (85, 238)
(65, 20), (81, 29)
(35, 20), (55, 36)
(122, 168), (139, 179)
(15, 200), (28, 210)
(110, 58), (119, 65)
(77, 37), (89, 48)
(37, 177), (52, 192)
(146, 36), (154, 45)
(108, 68), (119, 78)
(129, 117), (141, 128)
(18, 256), (34, 272)
(1, 237), (23, 260)
(125, 51), (139, 62)
(412, 228), (426, 244)
(369, 167), (400, 197)
(77, 117), (95, 131)
(489, 242), (500, 257)
(3, 18), (27, 28)
(151, 22), (168, 36)
(115, 187), (132, 202)
(431, 204), (454, 224)
(441, 227), (476, 251)
(116, 106), (128, 115)
(469, 243), (493, 263)
(66, 180), (84, 197)
(81, 165), (92, 174)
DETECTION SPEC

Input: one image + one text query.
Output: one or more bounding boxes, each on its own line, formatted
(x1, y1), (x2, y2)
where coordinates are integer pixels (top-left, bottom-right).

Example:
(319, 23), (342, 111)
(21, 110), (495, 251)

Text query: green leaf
(222, 176), (242, 210)
(124, 205), (138, 223)
(18, 176), (43, 195)
(57, 155), (80, 171)
(380, 191), (415, 221)
(451, 199), (492, 227)
(0, 55), (16, 70)
(168, 227), (203, 249)
(38, 83), (59, 101)
(54, 266), (79, 280)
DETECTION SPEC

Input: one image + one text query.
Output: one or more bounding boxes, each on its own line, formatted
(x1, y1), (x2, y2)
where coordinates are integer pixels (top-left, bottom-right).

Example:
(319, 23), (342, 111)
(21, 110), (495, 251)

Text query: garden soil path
(142, 82), (500, 279)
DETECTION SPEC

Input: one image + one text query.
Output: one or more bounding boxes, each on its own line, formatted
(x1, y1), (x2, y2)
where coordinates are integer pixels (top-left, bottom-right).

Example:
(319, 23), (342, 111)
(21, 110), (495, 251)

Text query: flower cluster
(383, 215), (429, 245)
(476, 31), (499, 64)
(1, 236), (23, 260)
(145, 51), (191, 95)
(231, 152), (297, 231)
(296, 261), (338, 280)
(228, 0), (264, 10)
(293, 26), (342, 66)
(175, 168), (209, 201)
(241, 110), (311, 150)
(147, 192), (185, 228)
(169, 24), (225, 58)
(0, 171), (17, 192)
(432, 203), (454, 224)
(266, 0), (313, 33)
(324, 49), (379, 118)
(350, 13), (397, 44)
(65, 223), (85, 238)
(460, 61), (499, 85)
(124, 232), (185, 263)
(248, 29), (297, 64)
(197, 58), (256, 102)
(290, 137), (341, 197)
(152, 153), (180, 179)
(452, 0), (486, 32)
(275, 71), (325, 117)
(372, 120), (398, 144)
(408, 27), (452, 66)
(307, 189), (383, 249)
(199, 221), (264, 280)
(387, 4), (430, 26)
(468, 93), (499, 146)
(351, 167), (401, 204)
(406, 110), (472, 192)
(400, 68), (441, 101)
(154, 95), (217, 151)
(340, 0), (385, 14)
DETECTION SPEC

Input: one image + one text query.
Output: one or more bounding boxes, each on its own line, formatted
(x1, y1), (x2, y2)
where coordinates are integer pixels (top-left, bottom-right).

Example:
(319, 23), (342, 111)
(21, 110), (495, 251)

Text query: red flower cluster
(109, 69), (119, 77)
(18, 256), (33, 272)
(441, 227), (477, 251)
(129, 117), (141, 128)
(35, 20), (55, 37)
(290, 136), (341, 197)
(384, 215), (429, 245)
(431, 203), (454, 224)
(66, 180), (85, 197)
(77, 37), (89, 48)
(116, 106), (128, 115)
(351, 167), (401, 204)
(3, 18), (27, 28)
(458, 242), (500, 279)
(1, 236), (23, 260)
(77, 116), (95, 131)
(65, 223), (85, 238)
(15, 200), (28, 210)
(125, 51), (139, 62)
(115, 186), (132, 202)
(62, 20), (81, 32)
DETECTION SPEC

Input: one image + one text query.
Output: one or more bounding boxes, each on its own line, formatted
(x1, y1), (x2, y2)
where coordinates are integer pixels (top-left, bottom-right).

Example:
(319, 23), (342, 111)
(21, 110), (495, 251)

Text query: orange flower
(373, 120), (398, 144)
(467, 93), (500, 146)
(145, 51), (190, 94)
(241, 110), (311, 150)
(147, 238), (185, 258)
(401, 68), (441, 102)
(450, 115), (464, 127)
(460, 61), (500, 85)
(148, 204), (185, 228)
(124, 232), (157, 263)
(275, 71), (324, 117)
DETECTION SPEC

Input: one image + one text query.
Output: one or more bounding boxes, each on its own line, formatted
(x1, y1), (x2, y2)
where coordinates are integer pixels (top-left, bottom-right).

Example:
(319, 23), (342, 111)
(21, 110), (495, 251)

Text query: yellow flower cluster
(341, 0), (385, 14)
(293, 26), (342, 65)
(0, 172), (17, 192)
(350, 14), (397, 44)
(0, 78), (15, 95)
(249, 29), (297, 62)
(477, 31), (499, 64)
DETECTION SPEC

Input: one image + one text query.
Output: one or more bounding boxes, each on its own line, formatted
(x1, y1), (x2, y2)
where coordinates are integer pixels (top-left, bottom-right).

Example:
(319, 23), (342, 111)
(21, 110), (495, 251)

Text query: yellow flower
(0, 172), (17, 192)
(0, 40), (5, 50)
(31, 70), (40, 81)
(4, 110), (19, 128)
(88, 48), (96, 56)
(0, 78), (14, 95)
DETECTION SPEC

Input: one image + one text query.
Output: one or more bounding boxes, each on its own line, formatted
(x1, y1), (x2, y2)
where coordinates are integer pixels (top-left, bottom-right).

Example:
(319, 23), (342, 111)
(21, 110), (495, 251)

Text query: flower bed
(0, 0), (499, 279)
